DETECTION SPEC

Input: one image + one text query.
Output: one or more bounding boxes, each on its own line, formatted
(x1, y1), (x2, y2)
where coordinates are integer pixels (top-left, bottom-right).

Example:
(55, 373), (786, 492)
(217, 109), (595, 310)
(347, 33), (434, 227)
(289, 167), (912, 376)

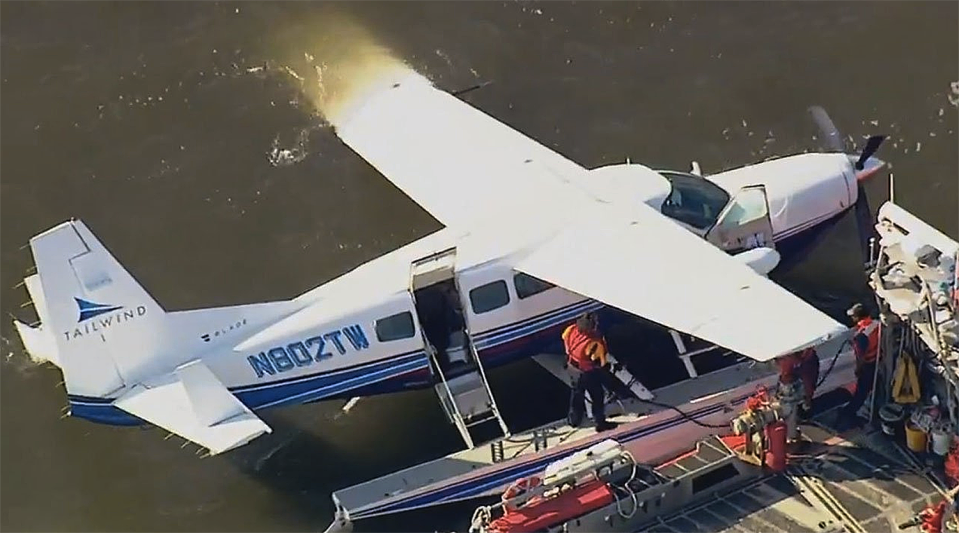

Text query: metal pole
(868, 321), (885, 425)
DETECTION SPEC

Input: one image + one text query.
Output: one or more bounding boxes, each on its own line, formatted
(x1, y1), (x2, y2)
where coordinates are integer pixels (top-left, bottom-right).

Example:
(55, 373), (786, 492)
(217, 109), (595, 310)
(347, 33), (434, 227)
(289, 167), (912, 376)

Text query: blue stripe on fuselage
(66, 299), (610, 425)
(65, 211), (845, 426)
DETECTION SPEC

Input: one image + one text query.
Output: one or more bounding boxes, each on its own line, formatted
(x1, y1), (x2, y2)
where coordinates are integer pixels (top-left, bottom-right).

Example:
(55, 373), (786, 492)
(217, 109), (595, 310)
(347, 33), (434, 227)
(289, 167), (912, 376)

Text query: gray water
(1, 2), (956, 531)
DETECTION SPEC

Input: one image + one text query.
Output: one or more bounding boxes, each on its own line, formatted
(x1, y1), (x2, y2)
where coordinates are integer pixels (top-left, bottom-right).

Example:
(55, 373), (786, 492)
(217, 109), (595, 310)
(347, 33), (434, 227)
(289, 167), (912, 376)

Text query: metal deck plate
(638, 413), (947, 533)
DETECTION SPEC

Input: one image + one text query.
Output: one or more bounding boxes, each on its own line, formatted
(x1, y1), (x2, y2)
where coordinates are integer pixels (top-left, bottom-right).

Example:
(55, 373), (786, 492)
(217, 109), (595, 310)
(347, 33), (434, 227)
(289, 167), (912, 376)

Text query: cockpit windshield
(658, 171), (731, 230)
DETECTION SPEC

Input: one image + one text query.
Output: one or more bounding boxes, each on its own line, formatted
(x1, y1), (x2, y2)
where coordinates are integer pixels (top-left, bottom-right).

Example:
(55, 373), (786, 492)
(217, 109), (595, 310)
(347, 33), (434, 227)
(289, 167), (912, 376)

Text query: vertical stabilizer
(27, 220), (167, 397)
(16, 219), (301, 404)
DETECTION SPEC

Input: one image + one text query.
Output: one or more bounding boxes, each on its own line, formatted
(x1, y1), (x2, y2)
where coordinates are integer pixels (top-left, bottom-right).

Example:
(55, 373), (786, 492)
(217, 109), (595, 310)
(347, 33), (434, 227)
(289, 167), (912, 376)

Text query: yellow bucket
(905, 422), (928, 452)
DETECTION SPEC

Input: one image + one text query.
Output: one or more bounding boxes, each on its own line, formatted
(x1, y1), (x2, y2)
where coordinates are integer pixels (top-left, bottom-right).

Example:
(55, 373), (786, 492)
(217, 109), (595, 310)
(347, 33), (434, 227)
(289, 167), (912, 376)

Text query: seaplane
(12, 63), (888, 457)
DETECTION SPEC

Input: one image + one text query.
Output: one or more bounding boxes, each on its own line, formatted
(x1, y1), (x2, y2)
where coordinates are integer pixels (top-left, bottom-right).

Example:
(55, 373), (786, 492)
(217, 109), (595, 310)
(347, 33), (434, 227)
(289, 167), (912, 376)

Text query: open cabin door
(409, 247), (509, 449)
(705, 185), (775, 253)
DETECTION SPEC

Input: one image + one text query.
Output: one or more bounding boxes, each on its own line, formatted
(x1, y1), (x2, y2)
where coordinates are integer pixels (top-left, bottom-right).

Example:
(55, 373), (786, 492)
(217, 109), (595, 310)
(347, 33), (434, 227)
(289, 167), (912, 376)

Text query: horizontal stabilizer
(115, 361), (271, 455)
(14, 274), (60, 365)
(24, 274), (53, 327)
(176, 360), (251, 426)
(13, 320), (59, 366)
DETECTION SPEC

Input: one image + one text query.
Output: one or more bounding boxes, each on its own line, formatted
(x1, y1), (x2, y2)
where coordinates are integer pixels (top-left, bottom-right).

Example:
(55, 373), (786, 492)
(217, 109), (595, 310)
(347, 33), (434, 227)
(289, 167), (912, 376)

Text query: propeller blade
(808, 105), (845, 153)
(854, 135), (887, 170)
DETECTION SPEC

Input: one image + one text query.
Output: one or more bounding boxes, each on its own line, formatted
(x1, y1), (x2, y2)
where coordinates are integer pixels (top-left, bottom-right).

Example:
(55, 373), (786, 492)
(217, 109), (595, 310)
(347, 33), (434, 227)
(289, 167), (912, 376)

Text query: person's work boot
(595, 420), (618, 432)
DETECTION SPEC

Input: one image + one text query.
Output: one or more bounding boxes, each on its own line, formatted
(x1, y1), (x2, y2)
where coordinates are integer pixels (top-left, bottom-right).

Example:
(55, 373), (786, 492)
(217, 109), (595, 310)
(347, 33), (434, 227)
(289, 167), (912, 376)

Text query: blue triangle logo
(75, 297), (123, 323)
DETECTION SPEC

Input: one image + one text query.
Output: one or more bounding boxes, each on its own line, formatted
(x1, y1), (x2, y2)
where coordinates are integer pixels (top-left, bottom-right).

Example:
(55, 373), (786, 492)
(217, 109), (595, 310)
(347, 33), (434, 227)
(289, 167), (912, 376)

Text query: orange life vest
(562, 324), (607, 371)
(778, 347), (818, 384)
(854, 317), (880, 363)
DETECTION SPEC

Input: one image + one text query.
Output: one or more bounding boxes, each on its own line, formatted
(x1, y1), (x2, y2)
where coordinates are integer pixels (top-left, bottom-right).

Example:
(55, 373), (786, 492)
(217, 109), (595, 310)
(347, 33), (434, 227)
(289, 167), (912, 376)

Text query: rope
(638, 398), (731, 429)
(611, 450), (640, 519)
(468, 505), (492, 533)
(631, 338), (851, 430)
(816, 338), (851, 388)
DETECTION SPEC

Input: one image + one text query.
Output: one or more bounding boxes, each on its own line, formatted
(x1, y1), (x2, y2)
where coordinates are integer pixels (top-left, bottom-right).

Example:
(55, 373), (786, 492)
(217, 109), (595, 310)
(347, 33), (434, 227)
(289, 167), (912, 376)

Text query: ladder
(409, 247), (510, 450)
(430, 335), (510, 449)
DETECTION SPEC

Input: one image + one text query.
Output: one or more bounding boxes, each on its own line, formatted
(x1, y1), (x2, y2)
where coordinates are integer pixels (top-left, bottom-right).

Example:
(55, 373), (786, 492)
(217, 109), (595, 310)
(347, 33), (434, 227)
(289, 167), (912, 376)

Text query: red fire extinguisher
(765, 421), (788, 472)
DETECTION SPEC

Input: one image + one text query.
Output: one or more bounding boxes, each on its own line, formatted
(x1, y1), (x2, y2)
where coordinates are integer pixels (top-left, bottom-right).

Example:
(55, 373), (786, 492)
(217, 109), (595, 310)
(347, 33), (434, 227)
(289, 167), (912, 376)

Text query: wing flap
(115, 362), (271, 455)
(516, 205), (847, 362)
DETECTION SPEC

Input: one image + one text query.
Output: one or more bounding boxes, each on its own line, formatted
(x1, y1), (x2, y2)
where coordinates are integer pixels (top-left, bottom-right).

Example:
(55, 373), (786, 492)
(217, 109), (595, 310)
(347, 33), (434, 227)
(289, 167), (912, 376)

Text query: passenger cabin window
(514, 272), (555, 299)
(469, 280), (510, 314)
(658, 171), (731, 230)
(375, 312), (415, 342)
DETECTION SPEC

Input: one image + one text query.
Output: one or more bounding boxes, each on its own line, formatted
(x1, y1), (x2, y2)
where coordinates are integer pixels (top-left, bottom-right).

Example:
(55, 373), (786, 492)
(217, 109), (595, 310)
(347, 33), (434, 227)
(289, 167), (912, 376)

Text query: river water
(1, 2), (956, 531)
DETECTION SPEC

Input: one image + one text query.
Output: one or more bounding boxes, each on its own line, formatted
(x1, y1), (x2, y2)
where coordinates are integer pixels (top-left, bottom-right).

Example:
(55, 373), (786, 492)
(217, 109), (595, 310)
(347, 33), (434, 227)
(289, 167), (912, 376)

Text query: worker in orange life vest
(777, 347), (820, 416)
(838, 303), (880, 426)
(563, 312), (617, 432)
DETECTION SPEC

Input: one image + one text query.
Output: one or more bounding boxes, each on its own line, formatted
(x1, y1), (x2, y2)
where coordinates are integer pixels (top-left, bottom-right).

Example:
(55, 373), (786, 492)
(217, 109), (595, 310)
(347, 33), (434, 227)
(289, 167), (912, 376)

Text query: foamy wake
(265, 12), (417, 130)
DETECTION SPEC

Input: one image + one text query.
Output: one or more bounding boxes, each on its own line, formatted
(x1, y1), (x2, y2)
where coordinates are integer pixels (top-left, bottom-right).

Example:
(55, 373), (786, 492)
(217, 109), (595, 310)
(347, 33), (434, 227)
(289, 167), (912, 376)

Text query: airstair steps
(431, 338), (510, 449)
(408, 246), (510, 450)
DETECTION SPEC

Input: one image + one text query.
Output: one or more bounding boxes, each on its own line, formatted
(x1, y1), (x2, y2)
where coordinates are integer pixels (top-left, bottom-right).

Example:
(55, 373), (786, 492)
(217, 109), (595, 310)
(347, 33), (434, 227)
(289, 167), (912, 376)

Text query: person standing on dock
(777, 347), (820, 417)
(838, 303), (880, 427)
(563, 312), (617, 432)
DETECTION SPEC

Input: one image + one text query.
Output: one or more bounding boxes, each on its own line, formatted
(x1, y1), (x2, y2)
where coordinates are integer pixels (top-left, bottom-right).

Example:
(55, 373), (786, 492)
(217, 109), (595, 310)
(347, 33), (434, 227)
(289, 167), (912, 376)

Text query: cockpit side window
(658, 171), (731, 230)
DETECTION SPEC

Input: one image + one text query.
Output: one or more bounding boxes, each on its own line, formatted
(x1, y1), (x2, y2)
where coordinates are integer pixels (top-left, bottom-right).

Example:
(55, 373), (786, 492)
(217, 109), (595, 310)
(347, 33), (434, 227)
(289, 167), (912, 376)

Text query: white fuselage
(54, 153), (863, 424)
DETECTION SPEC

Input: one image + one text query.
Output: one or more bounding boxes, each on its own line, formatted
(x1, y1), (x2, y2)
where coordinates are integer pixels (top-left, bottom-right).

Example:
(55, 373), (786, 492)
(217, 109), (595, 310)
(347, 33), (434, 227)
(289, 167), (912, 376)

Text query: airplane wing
(331, 67), (847, 361)
(515, 204), (848, 362)
(329, 70), (591, 229)
(114, 360), (271, 455)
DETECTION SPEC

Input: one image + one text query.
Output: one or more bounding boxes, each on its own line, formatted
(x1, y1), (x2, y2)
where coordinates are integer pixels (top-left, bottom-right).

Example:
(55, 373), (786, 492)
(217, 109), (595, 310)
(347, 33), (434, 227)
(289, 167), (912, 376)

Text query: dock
(641, 402), (951, 533)
(328, 333), (856, 529)
(326, 198), (957, 533)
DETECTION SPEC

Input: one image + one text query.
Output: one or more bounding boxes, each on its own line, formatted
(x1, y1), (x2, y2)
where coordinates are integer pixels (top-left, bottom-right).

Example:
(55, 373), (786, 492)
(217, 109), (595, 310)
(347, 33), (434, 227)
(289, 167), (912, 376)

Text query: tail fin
(23, 220), (166, 397)
(15, 219), (299, 400)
